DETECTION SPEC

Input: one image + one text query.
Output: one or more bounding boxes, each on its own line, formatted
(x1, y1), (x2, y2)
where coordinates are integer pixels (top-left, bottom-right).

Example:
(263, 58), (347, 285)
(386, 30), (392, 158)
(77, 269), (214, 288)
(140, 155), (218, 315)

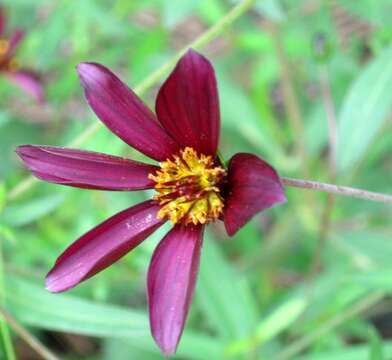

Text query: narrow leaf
(337, 45), (392, 173)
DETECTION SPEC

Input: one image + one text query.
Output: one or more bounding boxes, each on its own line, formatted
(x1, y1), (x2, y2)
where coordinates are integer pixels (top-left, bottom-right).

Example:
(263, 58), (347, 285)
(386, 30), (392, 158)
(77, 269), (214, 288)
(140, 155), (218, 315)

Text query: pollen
(6, 58), (19, 71)
(0, 39), (9, 56)
(149, 147), (226, 225)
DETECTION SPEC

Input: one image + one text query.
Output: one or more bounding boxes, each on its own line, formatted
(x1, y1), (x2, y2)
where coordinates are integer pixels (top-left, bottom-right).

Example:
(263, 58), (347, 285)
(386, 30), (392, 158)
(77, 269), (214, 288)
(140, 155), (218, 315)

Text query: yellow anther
(0, 39), (9, 56)
(7, 58), (19, 71)
(149, 147), (226, 225)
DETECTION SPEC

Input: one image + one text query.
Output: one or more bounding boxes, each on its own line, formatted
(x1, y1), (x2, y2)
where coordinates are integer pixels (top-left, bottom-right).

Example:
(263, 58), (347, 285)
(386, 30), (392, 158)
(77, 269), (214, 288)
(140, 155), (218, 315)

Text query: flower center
(0, 39), (17, 71)
(149, 147), (226, 225)
(0, 39), (9, 61)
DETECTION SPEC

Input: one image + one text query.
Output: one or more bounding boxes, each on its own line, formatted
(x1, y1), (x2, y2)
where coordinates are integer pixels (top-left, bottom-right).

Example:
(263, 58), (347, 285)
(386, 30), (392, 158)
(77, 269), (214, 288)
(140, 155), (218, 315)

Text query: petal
(77, 62), (180, 161)
(148, 224), (204, 356)
(16, 145), (158, 191)
(4, 70), (44, 102)
(224, 153), (286, 236)
(5, 29), (24, 57)
(46, 200), (164, 292)
(156, 49), (220, 156)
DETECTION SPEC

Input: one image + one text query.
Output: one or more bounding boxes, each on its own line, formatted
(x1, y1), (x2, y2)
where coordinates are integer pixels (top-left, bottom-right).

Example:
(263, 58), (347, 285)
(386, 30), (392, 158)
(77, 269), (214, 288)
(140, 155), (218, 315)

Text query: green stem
(0, 243), (16, 360)
(275, 292), (384, 360)
(282, 177), (392, 204)
(0, 307), (60, 360)
(7, 0), (255, 202)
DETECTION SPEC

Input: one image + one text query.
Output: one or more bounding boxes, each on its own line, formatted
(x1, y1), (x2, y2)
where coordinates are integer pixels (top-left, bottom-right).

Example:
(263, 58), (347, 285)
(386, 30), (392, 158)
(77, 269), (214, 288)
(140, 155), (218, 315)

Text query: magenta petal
(148, 224), (204, 356)
(224, 153), (286, 236)
(46, 200), (164, 293)
(4, 70), (44, 102)
(156, 49), (220, 157)
(16, 145), (158, 191)
(77, 62), (180, 161)
(7, 29), (24, 55)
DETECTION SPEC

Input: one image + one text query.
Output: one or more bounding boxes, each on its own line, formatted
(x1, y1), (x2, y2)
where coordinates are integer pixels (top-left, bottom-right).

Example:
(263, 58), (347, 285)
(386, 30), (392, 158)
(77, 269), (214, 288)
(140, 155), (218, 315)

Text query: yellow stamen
(0, 39), (9, 56)
(7, 58), (19, 71)
(149, 147), (226, 225)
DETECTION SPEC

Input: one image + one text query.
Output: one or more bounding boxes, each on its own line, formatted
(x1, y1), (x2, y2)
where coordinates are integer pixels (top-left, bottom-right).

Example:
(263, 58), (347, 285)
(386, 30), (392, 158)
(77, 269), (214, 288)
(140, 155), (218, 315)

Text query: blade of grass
(0, 241), (16, 360)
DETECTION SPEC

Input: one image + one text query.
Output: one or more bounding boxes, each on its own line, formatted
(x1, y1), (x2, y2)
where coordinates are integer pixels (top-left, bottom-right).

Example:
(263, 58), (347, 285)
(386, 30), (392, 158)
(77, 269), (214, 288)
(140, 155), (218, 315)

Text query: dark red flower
(0, 6), (43, 102)
(16, 49), (286, 355)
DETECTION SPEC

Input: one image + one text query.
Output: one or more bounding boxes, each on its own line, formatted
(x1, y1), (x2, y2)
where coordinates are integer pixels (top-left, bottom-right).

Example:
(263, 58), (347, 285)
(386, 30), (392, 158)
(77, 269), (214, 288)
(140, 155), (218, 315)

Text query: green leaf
(333, 231), (392, 268)
(368, 326), (385, 360)
(162, 0), (198, 27)
(218, 75), (283, 163)
(228, 295), (307, 356)
(104, 338), (160, 360)
(197, 231), (257, 341)
(5, 276), (223, 359)
(254, 295), (306, 343)
(1, 194), (65, 227)
(337, 45), (392, 173)
(345, 270), (392, 292)
(255, 0), (286, 22)
(0, 183), (6, 213)
(295, 342), (392, 360)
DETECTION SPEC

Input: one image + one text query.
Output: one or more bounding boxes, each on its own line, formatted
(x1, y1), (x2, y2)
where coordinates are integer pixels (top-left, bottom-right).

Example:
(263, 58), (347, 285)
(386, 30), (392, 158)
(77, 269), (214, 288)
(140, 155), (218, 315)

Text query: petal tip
(15, 144), (34, 159)
(76, 62), (93, 73)
(76, 62), (103, 86)
(183, 48), (204, 60)
(45, 271), (76, 293)
(154, 338), (177, 357)
(45, 275), (64, 293)
(225, 223), (238, 237)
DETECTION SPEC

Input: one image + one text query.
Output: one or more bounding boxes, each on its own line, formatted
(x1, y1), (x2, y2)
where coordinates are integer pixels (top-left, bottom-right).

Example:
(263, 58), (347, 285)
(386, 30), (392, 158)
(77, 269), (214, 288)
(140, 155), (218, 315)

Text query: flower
(0, 6), (43, 102)
(16, 49), (286, 355)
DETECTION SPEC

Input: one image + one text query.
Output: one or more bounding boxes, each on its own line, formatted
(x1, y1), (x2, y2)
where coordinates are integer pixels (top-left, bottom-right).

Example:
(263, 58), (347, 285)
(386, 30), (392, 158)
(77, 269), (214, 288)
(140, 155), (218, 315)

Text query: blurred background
(0, 0), (391, 359)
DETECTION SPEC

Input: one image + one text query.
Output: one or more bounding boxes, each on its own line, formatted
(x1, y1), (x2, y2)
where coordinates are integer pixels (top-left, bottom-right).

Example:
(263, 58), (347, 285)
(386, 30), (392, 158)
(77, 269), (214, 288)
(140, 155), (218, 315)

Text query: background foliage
(0, 0), (391, 359)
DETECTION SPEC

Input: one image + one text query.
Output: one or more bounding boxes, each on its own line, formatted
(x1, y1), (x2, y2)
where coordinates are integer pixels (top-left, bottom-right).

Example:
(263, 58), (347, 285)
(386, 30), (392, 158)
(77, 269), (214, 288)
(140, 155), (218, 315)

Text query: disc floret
(149, 147), (226, 225)
(0, 39), (9, 63)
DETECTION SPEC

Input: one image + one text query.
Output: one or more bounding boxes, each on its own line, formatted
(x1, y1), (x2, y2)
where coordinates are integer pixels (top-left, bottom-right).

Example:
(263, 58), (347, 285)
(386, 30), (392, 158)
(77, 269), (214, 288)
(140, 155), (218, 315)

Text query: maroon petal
(6, 29), (24, 56)
(16, 145), (158, 191)
(156, 49), (220, 157)
(0, 7), (5, 35)
(224, 153), (286, 236)
(46, 200), (164, 293)
(77, 62), (180, 161)
(4, 70), (44, 102)
(148, 224), (204, 356)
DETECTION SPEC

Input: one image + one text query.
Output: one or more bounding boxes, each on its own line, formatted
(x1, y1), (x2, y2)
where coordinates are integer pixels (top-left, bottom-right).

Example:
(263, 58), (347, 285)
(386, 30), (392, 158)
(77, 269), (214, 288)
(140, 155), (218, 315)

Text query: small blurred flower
(17, 49), (286, 355)
(0, 6), (44, 102)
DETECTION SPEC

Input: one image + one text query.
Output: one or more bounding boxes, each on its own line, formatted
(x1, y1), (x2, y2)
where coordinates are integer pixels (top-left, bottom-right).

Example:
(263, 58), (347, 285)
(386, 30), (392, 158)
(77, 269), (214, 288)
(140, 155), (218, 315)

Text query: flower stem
(0, 307), (60, 360)
(309, 64), (338, 276)
(282, 177), (392, 204)
(270, 23), (310, 179)
(320, 65), (338, 178)
(7, 0), (256, 202)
